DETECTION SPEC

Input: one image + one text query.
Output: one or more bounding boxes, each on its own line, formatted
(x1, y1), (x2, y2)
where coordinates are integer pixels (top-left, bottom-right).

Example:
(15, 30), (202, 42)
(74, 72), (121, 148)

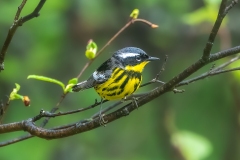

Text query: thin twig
(155, 55), (168, 80)
(224, 0), (238, 14)
(0, 93), (67, 146)
(14, 0), (27, 21)
(177, 58), (240, 87)
(211, 55), (240, 72)
(0, 0), (27, 71)
(0, 134), (32, 147)
(32, 99), (108, 121)
(77, 18), (158, 79)
(202, 0), (228, 60)
(140, 55), (168, 88)
(20, 0), (47, 24)
(0, 0), (47, 71)
(133, 18), (159, 28)
(40, 93), (67, 127)
(178, 66), (240, 87)
(76, 21), (132, 78)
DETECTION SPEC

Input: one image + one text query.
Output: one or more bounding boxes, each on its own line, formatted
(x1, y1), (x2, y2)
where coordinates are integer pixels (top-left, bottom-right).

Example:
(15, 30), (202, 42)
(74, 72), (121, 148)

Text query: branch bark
(0, 44), (240, 140)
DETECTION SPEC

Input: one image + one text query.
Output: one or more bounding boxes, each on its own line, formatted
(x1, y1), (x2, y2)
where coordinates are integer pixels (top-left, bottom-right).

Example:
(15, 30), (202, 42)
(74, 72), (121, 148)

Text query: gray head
(113, 47), (159, 67)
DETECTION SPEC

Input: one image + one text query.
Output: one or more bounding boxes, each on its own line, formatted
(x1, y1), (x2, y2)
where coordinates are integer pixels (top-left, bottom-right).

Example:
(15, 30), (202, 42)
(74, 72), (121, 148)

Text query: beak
(147, 56), (160, 61)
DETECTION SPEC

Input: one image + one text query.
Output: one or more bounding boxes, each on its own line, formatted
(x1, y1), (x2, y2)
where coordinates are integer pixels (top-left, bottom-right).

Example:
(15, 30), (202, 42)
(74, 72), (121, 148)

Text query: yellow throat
(125, 61), (150, 73)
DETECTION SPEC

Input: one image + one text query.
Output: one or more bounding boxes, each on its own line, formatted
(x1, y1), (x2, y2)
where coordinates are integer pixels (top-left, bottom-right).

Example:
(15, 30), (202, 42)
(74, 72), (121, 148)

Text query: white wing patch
(93, 71), (101, 80)
(93, 71), (109, 82)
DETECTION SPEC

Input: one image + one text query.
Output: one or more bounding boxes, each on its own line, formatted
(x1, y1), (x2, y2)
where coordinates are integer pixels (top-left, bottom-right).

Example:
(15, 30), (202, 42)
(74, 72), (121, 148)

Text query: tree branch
(0, 44), (240, 140)
(0, 134), (32, 147)
(20, 0), (46, 24)
(32, 98), (108, 121)
(14, 0), (27, 21)
(202, 0), (235, 60)
(0, 0), (239, 146)
(0, 0), (47, 72)
(178, 61), (240, 87)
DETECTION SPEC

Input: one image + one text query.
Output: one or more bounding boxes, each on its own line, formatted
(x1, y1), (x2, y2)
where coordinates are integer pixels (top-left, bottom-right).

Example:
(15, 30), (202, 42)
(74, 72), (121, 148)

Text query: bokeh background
(1, 0), (240, 160)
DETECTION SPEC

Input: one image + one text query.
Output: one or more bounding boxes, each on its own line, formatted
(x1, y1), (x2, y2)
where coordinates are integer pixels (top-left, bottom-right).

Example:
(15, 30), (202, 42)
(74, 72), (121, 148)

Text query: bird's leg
(123, 96), (139, 109)
(99, 98), (108, 126)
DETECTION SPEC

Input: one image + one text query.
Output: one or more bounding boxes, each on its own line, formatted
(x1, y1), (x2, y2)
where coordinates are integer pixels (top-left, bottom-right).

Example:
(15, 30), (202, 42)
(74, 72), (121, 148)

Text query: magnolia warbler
(72, 47), (159, 123)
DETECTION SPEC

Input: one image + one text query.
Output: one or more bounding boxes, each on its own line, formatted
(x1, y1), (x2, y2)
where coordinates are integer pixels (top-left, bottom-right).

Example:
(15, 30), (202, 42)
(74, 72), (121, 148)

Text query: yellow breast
(94, 67), (142, 100)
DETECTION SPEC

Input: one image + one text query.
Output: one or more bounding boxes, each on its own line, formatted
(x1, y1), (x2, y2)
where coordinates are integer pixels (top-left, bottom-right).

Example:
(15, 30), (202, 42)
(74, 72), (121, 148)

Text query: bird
(72, 47), (159, 123)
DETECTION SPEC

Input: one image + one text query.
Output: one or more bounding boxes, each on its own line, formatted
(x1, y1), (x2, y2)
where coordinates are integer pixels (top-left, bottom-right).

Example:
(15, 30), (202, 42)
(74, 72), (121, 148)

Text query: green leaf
(68, 78), (78, 85)
(85, 50), (96, 59)
(27, 75), (65, 91)
(9, 83), (23, 101)
(85, 39), (98, 60)
(15, 83), (21, 91)
(171, 131), (212, 160)
(64, 84), (75, 93)
(64, 78), (78, 93)
(130, 9), (139, 19)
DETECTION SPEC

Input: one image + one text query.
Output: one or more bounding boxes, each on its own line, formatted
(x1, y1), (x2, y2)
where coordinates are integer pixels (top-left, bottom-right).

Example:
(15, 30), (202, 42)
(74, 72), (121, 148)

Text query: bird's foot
(131, 97), (139, 109)
(99, 113), (108, 126)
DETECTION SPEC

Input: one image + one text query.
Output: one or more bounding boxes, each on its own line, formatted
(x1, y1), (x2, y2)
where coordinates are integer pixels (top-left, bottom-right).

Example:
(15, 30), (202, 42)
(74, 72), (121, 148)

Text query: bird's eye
(136, 56), (141, 61)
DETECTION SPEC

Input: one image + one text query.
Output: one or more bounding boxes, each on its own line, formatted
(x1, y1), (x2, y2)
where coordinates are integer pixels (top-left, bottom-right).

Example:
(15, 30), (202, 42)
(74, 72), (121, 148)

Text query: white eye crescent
(136, 56), (141, 61)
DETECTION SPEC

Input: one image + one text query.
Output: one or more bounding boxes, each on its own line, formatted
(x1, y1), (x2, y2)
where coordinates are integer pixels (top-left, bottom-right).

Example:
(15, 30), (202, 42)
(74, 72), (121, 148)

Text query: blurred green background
(1, 0), (240, 160)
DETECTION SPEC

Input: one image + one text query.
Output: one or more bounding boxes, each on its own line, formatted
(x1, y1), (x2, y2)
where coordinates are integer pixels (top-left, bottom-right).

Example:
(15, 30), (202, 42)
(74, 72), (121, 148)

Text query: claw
(99, 113), (107, 126)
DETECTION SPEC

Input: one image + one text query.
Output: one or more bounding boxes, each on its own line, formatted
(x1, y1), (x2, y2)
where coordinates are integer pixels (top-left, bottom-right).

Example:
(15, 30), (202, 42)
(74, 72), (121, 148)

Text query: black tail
(72, 80), (95, 92)
(72, 80), (88, 92)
